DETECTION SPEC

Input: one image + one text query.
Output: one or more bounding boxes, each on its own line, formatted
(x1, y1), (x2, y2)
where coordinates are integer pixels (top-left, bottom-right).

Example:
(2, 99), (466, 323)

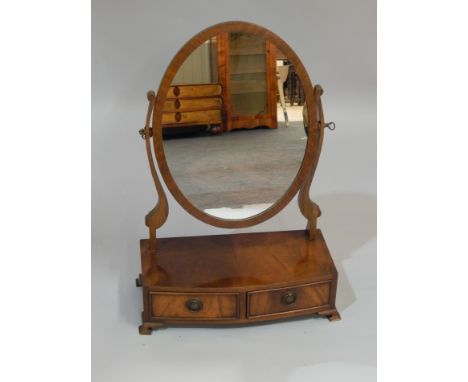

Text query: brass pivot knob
(281, 292), (297, 305)
(186, 298), (203, 312)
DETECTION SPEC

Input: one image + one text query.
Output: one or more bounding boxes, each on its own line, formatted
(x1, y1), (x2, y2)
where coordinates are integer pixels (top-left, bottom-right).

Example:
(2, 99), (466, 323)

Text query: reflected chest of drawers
(162, 84), (224, 131)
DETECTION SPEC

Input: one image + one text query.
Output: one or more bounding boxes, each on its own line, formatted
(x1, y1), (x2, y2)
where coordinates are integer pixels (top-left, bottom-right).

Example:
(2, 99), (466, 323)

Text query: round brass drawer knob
(281, 292), (297, 306)
(186, 298), (203, 312)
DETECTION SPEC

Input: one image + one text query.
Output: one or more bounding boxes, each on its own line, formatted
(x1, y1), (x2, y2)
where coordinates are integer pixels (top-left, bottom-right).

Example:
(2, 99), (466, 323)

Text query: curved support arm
(298, 85), (325, 240)
(143, 91), (168, 249)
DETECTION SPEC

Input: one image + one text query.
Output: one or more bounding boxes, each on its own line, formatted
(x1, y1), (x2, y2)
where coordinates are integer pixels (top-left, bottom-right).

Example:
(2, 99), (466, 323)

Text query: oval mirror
(152, 22), (318, 227)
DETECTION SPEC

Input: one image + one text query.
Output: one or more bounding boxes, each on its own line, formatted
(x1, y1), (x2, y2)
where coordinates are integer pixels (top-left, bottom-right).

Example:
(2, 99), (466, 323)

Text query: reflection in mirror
(162, 33), (308, 219)
(171, 37), (218, 85)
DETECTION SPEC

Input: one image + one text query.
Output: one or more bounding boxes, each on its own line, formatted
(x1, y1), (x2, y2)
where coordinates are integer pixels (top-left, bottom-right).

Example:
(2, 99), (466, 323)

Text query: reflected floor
(163, 108), (307, 212)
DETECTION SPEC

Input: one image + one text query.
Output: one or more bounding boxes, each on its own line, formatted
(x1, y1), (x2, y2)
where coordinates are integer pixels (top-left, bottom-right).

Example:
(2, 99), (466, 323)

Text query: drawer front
(247, 282), (331, 318)
(167, 84), (222, 99)
(163, 97), (222, 112)
(162, 109), (222, 125)
(150, 292), (239, 320)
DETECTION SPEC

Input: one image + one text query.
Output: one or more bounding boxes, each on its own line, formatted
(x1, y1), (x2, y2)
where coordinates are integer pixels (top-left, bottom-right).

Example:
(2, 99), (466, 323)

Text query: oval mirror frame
(152, 21), (321, 228)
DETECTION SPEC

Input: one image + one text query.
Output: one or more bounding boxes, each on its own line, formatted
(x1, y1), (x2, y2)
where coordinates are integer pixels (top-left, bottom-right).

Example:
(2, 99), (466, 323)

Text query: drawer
(247, 282), (331, 318)
(163, 97), (222, 112)
(149, 292), (239, 320)
(167, 84), (222, 99)
(162, 109), (222, 125)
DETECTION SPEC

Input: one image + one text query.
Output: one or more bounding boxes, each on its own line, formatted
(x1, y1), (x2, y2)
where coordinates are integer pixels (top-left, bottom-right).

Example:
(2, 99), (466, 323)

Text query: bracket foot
(316, 308), (341, 322)
(135, 274), (142, 287)
(139, 322), (163, 335)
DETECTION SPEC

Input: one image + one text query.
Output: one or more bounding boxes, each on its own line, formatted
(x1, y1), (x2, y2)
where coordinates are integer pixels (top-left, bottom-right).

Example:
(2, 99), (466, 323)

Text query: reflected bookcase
(217, 32), (277, 131)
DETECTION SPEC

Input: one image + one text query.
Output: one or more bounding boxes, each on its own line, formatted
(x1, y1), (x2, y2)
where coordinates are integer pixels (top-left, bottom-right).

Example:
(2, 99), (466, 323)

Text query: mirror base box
(137, 229), (339, 334)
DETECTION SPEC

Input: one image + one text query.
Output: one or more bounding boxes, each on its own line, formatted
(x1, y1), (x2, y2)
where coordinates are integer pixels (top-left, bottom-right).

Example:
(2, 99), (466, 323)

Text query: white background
(91, 0), (376, 381)
(0, 0), (467, 382)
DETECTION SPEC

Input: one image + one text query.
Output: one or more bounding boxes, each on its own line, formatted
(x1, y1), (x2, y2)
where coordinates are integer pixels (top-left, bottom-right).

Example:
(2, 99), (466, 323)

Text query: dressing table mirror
(136, 21), (339, 334)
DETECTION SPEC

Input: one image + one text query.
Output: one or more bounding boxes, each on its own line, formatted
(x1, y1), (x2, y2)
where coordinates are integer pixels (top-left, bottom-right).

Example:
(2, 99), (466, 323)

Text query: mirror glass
(162, 33), (308, 219)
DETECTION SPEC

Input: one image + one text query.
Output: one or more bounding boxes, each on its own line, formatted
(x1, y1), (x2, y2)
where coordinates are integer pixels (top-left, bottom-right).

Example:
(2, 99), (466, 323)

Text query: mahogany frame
(144, 21), (326, 240)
